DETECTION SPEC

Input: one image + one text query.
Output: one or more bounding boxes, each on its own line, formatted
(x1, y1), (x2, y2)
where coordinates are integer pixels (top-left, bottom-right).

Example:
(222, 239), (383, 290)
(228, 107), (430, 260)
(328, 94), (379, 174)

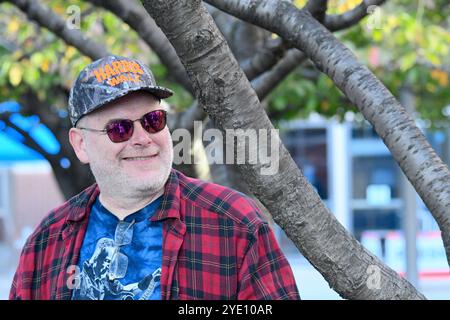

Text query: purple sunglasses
(77, 110), (167, 143)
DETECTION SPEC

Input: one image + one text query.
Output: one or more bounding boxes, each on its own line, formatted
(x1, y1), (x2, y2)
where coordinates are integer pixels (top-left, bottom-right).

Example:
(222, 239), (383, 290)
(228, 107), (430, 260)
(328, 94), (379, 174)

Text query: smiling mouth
(123, 154), (158, 161)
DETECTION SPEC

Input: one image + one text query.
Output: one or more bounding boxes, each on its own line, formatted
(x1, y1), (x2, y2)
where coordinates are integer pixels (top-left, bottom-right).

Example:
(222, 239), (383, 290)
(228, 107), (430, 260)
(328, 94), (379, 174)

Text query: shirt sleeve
(9, 234), (39, 300)
(237, 221), (301, 300)
(9, 244), (30, 300)
(10, 268), (22, 299)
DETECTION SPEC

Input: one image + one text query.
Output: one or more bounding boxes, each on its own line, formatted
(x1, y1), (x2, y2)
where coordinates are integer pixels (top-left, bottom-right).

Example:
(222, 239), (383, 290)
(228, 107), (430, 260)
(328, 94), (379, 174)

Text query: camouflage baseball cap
(68, 55), (173, 126)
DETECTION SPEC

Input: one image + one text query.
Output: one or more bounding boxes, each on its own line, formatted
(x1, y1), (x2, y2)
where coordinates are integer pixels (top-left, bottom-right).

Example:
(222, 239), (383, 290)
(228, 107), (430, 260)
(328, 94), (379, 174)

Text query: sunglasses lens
(106, 120), (133, 143)
(104, 110), (166, 143)
(142, 110), (166, 133)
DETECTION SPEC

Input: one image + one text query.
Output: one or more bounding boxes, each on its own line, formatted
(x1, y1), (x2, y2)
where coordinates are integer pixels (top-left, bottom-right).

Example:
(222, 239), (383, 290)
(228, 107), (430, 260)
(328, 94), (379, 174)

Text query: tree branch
(0, 112), (49, 157)
(18, 89), (95, 198)
(172, 39), (293, 134)
(173, 0), (385, 132)
(6, 0), (108, 60)
(240, 38), (290, 80)
(325, 0), (387, 31)
(16, 35), (56, 61)
(252, 49), (307, 100)
(208, 0), (382, 102)
(304, 0), (328, 22)
(86, 0), (193, 94)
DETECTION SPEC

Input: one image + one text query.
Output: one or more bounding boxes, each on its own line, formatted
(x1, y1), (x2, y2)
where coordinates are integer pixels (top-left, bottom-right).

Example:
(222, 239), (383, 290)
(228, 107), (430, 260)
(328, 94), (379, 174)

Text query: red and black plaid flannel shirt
(10, 169), (300, 300)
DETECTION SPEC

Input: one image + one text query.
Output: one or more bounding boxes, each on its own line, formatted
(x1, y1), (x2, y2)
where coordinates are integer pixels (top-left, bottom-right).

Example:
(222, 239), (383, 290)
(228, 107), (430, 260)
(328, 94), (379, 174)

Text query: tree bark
(304, 0), (328, 22)
(141, 0), (426, 299)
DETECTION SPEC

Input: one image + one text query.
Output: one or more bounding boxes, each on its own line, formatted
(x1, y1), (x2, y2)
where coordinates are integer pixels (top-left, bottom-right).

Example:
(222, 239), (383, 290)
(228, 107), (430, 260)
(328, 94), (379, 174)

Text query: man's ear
(69, 128), (90, 164)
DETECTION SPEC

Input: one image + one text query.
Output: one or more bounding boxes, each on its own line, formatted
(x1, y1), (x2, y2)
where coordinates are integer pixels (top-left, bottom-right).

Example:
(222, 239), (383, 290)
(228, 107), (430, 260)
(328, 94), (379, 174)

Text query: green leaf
(424, 51), (442, 66)
(399, 52), (417, 71)
(103, 12), (117, 32)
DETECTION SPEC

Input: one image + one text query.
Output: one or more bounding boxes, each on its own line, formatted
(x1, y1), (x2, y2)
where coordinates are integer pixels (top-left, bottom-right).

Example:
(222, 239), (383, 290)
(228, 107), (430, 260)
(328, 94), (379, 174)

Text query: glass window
(352, 156), (400, 199)
(282, 128), (328, 200)
(352, 124), (379, 139)
(351, 126), (403, 240)
(353, 209), (401, 240)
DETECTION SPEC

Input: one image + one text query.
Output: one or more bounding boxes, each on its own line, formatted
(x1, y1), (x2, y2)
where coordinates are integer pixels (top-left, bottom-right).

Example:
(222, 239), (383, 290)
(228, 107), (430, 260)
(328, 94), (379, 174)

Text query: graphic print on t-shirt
(73, 237), (161, 300)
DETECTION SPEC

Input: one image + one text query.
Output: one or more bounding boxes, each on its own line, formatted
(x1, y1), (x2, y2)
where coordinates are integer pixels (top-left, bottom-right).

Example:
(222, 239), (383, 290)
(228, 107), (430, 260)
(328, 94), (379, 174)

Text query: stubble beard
(90, 145), (174, 201)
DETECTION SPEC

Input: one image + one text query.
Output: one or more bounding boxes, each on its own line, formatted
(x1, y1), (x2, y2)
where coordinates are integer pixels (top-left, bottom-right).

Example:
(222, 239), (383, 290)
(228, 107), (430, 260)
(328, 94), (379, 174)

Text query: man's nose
(130, 121), (153, 146)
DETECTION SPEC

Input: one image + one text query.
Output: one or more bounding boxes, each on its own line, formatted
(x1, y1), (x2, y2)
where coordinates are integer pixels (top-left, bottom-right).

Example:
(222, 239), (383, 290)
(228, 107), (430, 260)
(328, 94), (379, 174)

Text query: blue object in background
(0, 101), (61, 162)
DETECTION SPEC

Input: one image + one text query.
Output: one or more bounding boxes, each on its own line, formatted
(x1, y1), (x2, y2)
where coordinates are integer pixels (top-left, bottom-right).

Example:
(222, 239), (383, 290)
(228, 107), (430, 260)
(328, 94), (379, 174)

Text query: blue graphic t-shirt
(72, 196), (163, 300)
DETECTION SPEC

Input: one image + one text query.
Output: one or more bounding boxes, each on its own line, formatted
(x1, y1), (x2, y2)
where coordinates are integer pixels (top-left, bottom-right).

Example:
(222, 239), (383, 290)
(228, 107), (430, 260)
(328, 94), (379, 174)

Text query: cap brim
(140, 86), (173, 99)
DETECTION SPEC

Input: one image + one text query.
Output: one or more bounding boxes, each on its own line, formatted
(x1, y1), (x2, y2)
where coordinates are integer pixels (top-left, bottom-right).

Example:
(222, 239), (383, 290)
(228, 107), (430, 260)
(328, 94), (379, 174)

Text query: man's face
(70, 92), (173, 199)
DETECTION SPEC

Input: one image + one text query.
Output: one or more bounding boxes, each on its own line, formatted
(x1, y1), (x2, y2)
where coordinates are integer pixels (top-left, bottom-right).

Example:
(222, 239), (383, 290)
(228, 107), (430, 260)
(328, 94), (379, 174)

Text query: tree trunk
(141, 0), (425, 299)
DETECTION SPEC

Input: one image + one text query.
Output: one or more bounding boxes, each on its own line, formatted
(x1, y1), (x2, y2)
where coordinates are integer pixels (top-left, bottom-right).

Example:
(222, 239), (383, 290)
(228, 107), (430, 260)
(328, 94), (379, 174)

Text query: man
(10, 55), (300, 300)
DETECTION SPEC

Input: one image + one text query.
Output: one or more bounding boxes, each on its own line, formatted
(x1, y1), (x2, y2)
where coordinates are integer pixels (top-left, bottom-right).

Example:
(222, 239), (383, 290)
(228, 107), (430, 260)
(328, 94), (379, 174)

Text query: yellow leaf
(431, 69), (448, 87)
(293, 0), (307, 8)
(9, 64), (23, 86)
(336, 0), (361, 13)
(440, 75), (448, 87)
(106, 37), (115, 46)
(7, 18), (20, 34)
(41, 59), (50, 72)
(53, 4), (65, 15)
(65, 46), (77, 59)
